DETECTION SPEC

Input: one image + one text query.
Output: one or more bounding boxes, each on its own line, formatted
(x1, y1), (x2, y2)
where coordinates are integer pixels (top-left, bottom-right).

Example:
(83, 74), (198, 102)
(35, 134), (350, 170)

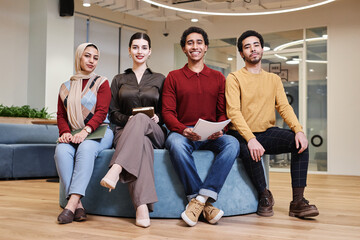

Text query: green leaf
(0, 104), (52, 119)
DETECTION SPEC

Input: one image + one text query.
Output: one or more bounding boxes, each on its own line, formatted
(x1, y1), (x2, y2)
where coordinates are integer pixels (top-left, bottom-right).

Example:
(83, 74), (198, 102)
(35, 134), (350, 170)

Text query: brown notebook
(132, 106), (155, 118)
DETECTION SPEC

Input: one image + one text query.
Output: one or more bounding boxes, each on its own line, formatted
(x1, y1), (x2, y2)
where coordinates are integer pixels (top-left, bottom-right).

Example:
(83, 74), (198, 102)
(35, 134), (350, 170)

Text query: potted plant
(0, 104), (55, 124)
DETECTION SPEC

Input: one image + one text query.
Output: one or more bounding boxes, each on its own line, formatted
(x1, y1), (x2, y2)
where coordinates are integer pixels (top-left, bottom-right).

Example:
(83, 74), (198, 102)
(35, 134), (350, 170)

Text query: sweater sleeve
(225, 73), (255, 142)
(57, 95), (71, 136)
(216, 73), (228, 122)
(109, 75), (129, 127)
(275, 77), (303, 133)
(162, 73), (187, 134)
(85, 80), (111, 132)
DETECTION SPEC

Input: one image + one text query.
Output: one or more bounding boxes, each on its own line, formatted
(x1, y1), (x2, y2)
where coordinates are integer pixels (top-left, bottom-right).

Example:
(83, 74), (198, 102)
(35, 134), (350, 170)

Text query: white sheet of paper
(192, 118), (231, 141)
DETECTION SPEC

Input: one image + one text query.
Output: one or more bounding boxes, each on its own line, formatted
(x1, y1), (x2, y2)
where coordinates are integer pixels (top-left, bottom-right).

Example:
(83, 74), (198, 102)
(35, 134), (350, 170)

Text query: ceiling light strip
(142, 0), (335, 16)
(274, 36), (328, 51)
(274, 36), (328, 63)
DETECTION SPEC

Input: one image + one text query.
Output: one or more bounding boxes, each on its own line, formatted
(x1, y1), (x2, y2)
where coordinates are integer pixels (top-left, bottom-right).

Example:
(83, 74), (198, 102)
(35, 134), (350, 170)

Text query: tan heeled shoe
(135, 204), (150, 228)
(100, 165), (122, 192)
(135, 218), (150, 228)
(100, 175), (119, 192)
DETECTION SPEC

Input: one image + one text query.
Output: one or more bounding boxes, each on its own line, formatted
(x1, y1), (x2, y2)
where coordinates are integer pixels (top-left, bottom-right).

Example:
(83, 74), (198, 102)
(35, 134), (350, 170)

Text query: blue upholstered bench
(59, 149), (269, 218)
(0, 123), (58, 179)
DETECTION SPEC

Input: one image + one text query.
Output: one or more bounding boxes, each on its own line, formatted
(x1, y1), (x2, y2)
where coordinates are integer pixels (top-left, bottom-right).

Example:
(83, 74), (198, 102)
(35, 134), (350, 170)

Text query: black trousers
(228, 127), (309, 193)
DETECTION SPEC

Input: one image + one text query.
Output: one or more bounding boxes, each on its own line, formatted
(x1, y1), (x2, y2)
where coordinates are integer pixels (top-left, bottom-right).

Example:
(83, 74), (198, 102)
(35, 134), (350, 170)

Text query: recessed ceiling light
(227, 57), (233, 61)
(263, 46), (271, 51)
(309, 69), (315, 72)
(142, 0), (335, 16)
(83, 0), (91, 7)
(191, 18), (199, 23)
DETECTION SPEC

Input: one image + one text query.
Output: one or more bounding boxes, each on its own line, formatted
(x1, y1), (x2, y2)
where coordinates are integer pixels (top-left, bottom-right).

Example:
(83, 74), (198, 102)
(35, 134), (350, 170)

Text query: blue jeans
(54, 127), (114, 198)
(165, 132), (240, 201)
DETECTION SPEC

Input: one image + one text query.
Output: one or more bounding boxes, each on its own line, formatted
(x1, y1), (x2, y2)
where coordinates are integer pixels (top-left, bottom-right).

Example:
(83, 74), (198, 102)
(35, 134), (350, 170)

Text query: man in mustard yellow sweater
(226, 30), (319, 219)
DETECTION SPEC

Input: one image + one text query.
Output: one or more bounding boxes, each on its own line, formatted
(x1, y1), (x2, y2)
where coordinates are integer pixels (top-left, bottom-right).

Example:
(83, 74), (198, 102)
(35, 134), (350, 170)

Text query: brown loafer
(74, 208), (87, 222)
(57, 209), (74, 224)
(289, 198), (319, 218)
(257, 189), (275, 217)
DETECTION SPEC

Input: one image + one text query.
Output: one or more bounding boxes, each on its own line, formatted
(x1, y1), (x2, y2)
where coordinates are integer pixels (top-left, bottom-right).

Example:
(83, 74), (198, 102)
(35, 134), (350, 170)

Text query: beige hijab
(67, 43), (99, 130)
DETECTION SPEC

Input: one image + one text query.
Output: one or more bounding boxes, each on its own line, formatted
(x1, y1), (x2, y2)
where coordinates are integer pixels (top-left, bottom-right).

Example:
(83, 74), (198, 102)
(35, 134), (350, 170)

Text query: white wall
(45, 0), (74, 115)
(0, 0), (30, 106)
(0, 0), (74, 115)
(326, 0), (360, 175)
(28, 0), (47, 109)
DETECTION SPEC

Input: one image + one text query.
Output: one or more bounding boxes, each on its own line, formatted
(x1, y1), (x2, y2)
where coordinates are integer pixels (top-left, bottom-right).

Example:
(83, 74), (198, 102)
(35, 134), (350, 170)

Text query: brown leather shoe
(74, 208), (87, 222)
(289, 198), (319, 218)
(57, 209), (74, 224)
(257, 189), (275, 217)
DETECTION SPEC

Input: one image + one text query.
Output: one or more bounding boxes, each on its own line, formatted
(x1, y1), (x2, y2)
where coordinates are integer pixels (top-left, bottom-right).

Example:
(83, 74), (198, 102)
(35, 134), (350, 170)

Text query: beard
(246, 58), (261, 64)
(244, 52), (263, 64)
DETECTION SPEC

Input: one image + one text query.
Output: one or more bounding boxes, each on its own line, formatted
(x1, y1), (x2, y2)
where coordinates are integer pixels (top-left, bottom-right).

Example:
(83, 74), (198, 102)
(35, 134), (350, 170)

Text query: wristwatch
(84, 126), (92, 134)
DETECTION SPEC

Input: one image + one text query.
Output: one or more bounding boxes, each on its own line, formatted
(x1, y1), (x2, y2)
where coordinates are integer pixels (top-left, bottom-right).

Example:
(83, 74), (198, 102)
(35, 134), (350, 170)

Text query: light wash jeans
(54, 127), (113, 198)
(165, 132), (240, 202)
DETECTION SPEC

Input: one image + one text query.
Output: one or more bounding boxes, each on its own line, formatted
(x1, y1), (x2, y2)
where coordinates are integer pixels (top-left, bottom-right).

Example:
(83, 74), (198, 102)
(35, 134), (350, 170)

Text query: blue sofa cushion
(12, 144), (58, 178)
(0, 123), (58, 144)
(0, 123), (59, 179)
(0, 145), (13, 179)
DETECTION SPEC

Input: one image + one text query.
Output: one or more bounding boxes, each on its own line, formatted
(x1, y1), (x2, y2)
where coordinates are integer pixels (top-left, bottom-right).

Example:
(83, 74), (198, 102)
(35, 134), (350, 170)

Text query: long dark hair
(129, 32), (151, 48)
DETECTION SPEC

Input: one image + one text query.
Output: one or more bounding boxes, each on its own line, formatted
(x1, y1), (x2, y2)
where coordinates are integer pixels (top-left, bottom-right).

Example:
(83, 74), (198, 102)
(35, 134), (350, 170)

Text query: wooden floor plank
(1, 173), (359, 240)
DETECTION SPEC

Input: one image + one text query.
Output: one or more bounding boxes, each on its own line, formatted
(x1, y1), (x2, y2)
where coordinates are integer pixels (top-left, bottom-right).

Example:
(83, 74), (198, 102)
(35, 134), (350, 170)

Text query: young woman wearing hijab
(55, 43), (114, 224)
(100, 32), (166, 228)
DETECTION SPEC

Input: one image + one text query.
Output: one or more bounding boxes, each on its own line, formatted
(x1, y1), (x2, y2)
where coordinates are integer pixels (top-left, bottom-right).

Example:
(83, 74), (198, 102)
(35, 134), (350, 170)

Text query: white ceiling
(90, 0), (332, 22)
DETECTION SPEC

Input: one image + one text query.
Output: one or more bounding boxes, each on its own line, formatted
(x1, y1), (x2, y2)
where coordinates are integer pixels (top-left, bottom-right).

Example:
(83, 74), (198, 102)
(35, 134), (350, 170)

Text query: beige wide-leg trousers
(110, 113), (165, 211)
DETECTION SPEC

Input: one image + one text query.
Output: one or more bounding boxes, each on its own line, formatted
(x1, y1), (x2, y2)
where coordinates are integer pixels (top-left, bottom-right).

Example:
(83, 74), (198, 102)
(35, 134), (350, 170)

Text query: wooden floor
(0, 173), (360, 240)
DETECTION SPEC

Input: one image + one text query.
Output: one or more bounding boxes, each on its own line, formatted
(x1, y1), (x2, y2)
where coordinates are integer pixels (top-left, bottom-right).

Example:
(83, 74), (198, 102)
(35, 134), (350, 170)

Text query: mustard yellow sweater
(225, 68), (303, 142)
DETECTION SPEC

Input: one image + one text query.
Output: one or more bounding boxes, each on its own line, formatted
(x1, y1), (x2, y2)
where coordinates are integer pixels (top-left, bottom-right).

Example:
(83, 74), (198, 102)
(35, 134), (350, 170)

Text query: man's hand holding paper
(207, 130), (223, 140)
(192, 119), (231, 141)
(183, 128), (201, 141)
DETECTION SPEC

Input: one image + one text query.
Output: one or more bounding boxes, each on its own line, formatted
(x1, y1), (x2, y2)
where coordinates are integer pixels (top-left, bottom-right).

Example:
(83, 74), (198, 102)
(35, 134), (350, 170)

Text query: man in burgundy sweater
(162, 27), (240, 227)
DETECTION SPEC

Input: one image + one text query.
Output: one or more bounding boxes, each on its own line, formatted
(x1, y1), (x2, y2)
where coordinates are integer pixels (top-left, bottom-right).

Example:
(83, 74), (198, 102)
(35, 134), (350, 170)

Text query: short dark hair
(129, 32), (151, 48)
(180, 27), (209, 48)
(237, 30), (264, 53)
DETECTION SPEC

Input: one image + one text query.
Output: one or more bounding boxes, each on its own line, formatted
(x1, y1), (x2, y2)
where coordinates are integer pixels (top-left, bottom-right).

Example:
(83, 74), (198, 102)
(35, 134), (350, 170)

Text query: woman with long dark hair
(100, 33), (166, 228)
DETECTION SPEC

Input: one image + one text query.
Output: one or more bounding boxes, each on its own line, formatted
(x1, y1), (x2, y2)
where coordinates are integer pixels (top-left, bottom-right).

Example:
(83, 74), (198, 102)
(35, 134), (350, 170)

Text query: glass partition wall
(262, 27), (328, 172)
(173, 27), (328, 172)
(306, 27), (328, 172)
